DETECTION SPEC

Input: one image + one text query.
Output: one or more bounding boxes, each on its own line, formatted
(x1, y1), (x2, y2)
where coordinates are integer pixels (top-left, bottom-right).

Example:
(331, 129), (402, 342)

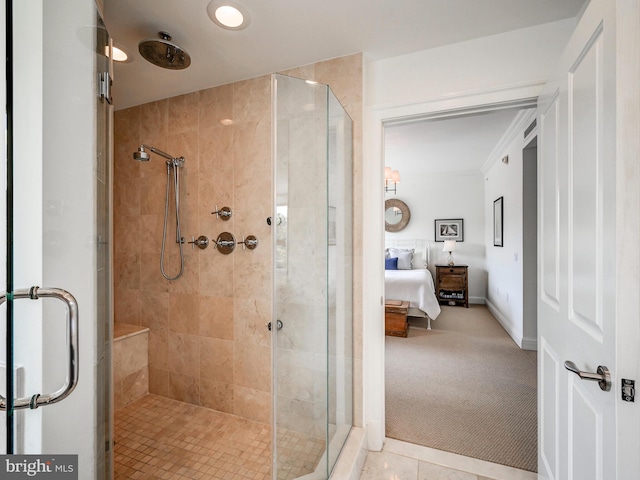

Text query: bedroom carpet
(385, 305), (537, 472)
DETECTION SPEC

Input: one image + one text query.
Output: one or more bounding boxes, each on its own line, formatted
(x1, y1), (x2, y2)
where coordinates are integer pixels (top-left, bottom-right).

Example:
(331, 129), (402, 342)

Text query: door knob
(564, 360), (611, 392)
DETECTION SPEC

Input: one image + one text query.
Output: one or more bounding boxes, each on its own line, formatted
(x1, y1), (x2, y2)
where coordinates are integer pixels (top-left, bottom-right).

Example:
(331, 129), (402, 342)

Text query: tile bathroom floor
(114, 394), (325, 480)
(114, 394), (536, 480)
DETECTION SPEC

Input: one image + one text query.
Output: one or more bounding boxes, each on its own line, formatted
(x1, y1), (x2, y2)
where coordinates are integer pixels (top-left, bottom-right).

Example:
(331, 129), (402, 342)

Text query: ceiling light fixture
(105, 45), (130, 62)
(216, 6), (243, 27)
(207, 0), (251, 30)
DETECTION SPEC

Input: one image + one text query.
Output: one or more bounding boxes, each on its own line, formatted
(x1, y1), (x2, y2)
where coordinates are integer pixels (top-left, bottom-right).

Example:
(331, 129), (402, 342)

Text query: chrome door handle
(0, 286), (79, 409)
(564, 360), (611, 392)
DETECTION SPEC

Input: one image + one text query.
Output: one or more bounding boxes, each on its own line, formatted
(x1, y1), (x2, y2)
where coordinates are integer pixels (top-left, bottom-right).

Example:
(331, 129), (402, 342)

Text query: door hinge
(99, 71), (112, 105)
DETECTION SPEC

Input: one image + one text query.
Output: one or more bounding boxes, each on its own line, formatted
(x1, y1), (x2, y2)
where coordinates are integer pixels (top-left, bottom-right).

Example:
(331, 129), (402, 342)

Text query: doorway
(381, 107), (539, 471)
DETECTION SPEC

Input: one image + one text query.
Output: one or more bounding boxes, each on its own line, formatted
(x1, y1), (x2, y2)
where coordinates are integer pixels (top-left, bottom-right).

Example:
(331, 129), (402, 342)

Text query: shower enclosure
(273, 74), (353, 479)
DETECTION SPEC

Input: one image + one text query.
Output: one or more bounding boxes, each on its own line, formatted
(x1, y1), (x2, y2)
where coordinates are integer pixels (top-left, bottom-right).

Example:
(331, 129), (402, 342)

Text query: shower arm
(141, 144), (184, 166)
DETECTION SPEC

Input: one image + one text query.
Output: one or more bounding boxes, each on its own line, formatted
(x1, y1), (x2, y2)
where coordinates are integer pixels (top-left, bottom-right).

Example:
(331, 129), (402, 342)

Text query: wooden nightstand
(435, 265), (468, 308)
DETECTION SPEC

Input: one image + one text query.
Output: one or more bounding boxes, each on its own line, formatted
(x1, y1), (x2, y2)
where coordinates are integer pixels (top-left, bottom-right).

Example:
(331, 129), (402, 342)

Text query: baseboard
(485, 299), (524, 349)
(469, 296), (486, 305)
(330, 426), (367, 480)
(521, 336), (538, 351)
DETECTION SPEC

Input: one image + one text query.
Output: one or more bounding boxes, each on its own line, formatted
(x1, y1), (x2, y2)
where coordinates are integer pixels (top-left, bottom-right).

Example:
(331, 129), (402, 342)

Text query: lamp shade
(443, 240), (457, 253)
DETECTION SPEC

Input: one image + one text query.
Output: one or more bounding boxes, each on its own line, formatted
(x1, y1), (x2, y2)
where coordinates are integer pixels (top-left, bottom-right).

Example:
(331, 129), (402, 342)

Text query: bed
(385, 239), (441, 330)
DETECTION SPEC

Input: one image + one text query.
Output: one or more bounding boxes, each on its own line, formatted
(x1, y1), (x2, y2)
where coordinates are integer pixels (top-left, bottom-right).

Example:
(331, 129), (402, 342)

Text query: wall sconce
(385, 167), (400, 194)
(443, 240), (457, 266)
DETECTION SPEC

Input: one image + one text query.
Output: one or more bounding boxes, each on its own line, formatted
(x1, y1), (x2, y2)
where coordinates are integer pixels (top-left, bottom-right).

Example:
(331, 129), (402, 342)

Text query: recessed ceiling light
(105, 45), (130, 62)
(207, 0), (250, 30)
(220, 118), (234, 126)
(216, 6), (243, 27)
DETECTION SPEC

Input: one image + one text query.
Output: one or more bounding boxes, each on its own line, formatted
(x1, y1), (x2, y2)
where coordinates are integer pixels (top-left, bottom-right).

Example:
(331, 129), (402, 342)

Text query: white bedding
(385, 268), (441, 321)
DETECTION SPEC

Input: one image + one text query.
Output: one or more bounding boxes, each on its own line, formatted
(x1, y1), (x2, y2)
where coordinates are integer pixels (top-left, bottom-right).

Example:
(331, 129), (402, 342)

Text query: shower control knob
(239, 235), (259, 250)
(214, 232), (236, 254)
(212, 206), (232, 220)
(188, 235), (209, 250)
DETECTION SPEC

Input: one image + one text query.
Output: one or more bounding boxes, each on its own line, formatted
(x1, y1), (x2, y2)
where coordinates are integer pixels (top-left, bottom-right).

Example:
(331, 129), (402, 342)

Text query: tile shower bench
(113, 323), (150, 410)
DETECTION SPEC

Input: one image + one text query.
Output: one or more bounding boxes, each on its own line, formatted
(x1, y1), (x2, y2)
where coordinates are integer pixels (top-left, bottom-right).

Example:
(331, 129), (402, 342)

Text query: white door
(1, 0), (113, 477)
(538, 1), (640, 479)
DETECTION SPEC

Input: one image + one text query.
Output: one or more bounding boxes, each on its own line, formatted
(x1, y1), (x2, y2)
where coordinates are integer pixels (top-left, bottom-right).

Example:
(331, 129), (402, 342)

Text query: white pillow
(413, 250), (426, 269)
(388, 248), (414, 270)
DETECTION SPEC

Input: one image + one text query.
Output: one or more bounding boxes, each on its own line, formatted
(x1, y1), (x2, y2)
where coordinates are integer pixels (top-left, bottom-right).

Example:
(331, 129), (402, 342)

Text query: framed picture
(434, 218), (463, 242)
(493, 196), (503, 247)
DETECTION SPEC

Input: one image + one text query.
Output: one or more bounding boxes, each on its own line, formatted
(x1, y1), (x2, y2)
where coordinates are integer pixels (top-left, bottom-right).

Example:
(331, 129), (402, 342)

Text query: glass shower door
(2, 0), (113, 477)
(273, 74), (353, 480)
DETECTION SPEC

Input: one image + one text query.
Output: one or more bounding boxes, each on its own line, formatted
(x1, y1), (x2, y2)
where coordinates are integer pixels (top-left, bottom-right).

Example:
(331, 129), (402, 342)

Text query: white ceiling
(385, 109), (532, 175)
(103, 0), (586, 110)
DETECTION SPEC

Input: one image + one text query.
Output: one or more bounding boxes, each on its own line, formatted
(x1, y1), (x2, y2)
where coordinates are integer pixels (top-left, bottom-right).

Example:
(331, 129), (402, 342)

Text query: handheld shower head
(133, 146), (150, 161)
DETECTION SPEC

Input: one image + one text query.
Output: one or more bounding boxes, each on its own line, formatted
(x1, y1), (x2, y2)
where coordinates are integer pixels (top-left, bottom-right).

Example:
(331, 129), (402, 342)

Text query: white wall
(363, 19), (576, 450)
(384, 171), (486, 302)
(482, 110), (536, 349)
(367, 19), (577, 109)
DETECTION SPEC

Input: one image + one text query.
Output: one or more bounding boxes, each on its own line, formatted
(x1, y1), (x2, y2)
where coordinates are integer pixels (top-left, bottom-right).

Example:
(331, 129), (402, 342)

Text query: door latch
(622, 379), (635, 402)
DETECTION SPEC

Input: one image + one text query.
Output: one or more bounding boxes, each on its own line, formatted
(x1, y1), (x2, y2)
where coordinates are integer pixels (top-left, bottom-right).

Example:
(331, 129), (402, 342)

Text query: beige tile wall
(113, 53), (363, 426)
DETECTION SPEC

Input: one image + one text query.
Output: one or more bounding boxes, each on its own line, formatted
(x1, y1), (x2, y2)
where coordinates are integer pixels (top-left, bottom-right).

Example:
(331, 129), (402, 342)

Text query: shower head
(138, 32), (191, 70)
(133, 144), (185, 167)
(133, 146), (150, 161)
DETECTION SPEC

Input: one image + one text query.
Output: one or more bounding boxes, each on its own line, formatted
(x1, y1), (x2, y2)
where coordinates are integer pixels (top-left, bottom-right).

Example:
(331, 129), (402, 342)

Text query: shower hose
(160, 160), (184, 280)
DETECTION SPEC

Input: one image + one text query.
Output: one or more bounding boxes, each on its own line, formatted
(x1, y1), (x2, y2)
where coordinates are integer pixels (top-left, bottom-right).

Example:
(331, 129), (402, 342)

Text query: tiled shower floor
(114, 394), (325, 480)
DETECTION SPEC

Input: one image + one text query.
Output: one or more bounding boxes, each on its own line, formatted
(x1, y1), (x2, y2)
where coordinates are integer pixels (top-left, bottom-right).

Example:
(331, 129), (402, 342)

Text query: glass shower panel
(273, 74), (352, 480)
(326, 87), (353, 474)
(2, 1), (113, 475)
(274, 74), (329, 479)
(95, 14), (114, 479)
